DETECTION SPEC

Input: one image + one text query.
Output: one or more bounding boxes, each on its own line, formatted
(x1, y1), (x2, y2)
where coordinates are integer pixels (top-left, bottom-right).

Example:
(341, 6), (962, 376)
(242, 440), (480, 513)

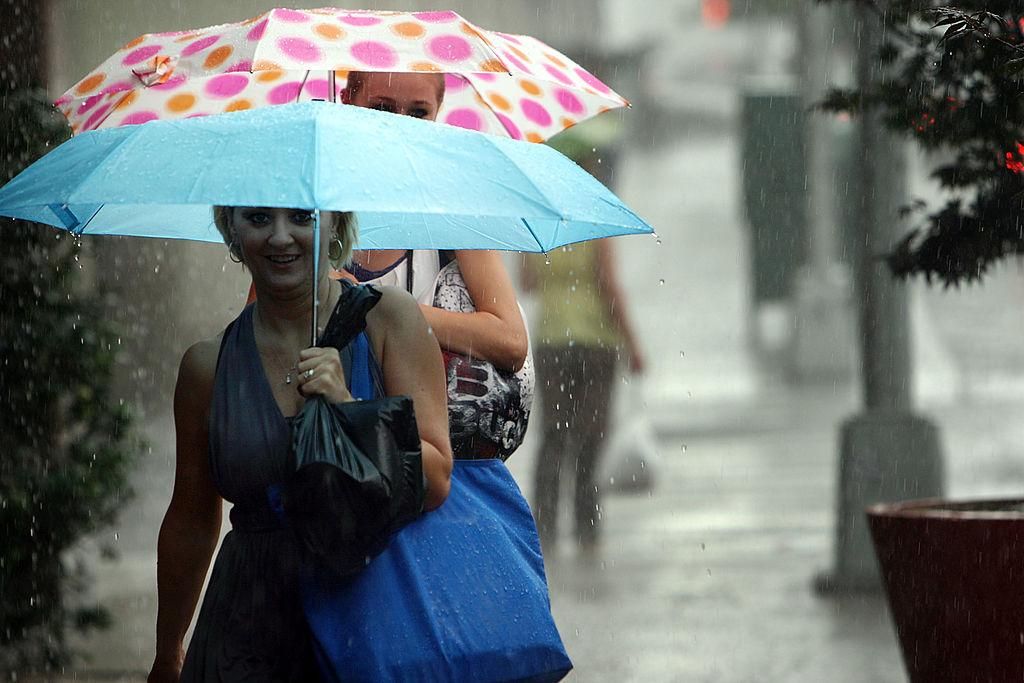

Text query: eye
(290, 210), (314, 225)
(409, 108), (430, 119)
(241, 210), (271, 226)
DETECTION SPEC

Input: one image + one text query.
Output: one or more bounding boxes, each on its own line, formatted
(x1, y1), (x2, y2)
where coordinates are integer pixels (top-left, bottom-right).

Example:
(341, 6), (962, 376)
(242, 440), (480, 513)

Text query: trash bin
(740, 81), (807, 303)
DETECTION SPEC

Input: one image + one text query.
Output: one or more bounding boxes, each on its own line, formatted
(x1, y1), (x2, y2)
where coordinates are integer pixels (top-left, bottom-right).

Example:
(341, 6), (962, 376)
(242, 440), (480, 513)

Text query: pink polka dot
(77, 94), (105, 115)
(338, 13), (382, 27)
(520, 99), (552, 127)
(473, 73), (497, 83)
(54, 95), (70, 106)
(273, 8), (310, 22)
(555, 89), (584, 115)
(304, 78), (342, 100)
(268, 81), (303, 105)
(278, 37), (322, 63)
(350, 41), (398, 68)
(186, 112), (210, 119)
(544, 64), (573, 86)
(122, 45), (163, 66)
(151, 74), (187, 91)
(503, 52), (530, 73)
(427, 35), (472, 63)
(496, 32), (522, 45)
(226, 60), (253, 73)
(495, 113), (522, 140)
(83, 103), (113, 130)
(181, 36), (220, 57)
(444, 108), (484, 131)
(100, 80), (135, 96)
(413, 10), (458, 23)
(204, 74), (248, 98)
(247, 19), (268, 41)
(574, 68), (611, 94)
(443, 74), (470, 91)
(120, 111), (158, 126)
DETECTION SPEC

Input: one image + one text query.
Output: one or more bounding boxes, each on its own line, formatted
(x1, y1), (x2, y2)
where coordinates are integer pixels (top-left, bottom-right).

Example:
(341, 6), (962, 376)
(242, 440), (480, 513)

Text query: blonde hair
(213, 206), (358, 268)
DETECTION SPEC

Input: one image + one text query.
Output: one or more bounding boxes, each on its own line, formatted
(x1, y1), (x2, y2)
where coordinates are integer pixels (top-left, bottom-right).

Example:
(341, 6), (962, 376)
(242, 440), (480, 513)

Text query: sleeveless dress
(180, 303), (379, 681)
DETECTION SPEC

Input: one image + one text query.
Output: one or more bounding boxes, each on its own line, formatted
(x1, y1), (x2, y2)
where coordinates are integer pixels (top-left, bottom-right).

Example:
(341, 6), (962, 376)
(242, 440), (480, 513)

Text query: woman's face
(231, 207), (335, 293)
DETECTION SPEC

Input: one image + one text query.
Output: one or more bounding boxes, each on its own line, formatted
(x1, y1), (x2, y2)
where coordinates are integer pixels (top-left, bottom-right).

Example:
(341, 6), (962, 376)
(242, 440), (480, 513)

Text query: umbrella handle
(312, 208), (321, 346)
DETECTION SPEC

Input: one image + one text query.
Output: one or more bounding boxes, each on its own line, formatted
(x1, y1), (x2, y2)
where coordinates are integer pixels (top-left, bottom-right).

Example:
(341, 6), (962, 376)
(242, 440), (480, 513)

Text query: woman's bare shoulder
(177, 334), (223, 391)
(366, 284), (421, 326)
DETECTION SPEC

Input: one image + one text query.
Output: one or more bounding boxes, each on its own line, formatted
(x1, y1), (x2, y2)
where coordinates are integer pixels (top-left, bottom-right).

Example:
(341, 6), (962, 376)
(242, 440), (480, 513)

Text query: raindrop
(658, 279), (665, 286)
(680, 444), (687, 453)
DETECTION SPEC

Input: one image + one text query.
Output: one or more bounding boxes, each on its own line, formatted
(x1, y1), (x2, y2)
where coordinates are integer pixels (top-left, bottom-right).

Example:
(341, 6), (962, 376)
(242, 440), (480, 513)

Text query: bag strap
(405, 249), (414, 295)
(349, 333), (374, 401)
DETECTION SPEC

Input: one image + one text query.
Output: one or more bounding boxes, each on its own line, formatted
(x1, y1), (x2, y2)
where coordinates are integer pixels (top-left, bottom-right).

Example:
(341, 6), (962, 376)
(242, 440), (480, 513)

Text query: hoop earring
(228, 242), (243, 264)
(328, 235), (344, 263)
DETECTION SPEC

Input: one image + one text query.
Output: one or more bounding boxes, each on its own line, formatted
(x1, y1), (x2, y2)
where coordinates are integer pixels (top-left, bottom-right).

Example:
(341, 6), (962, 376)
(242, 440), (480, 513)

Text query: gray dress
(180, 304), (363, 681)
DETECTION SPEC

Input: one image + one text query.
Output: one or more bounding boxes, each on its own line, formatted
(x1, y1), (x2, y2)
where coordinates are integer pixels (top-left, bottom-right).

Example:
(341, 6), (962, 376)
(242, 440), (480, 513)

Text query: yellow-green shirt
(525, 241), (621, 349)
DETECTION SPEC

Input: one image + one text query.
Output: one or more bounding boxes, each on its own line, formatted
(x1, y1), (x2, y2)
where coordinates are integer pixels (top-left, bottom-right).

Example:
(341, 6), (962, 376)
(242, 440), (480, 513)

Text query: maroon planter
(868, 498), (1024, 683)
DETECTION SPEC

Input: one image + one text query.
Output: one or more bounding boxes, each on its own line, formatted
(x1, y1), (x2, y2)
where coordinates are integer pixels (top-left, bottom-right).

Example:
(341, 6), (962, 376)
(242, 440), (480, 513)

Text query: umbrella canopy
(0, 101), (651, 252)
(56, 7), (627, 141)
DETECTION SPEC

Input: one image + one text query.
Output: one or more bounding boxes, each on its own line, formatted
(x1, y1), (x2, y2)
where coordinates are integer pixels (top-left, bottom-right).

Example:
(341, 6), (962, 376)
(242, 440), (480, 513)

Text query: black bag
(283, 282), (425, 579)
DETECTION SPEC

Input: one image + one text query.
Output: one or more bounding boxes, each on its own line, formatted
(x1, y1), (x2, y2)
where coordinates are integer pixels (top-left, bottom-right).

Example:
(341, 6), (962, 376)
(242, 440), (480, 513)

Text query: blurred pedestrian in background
(520, 119), (646, 557)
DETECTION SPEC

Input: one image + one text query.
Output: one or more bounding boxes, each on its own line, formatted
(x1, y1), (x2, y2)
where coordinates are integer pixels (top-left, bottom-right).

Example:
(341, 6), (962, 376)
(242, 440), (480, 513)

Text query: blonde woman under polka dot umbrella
(56, 7), (628, 141)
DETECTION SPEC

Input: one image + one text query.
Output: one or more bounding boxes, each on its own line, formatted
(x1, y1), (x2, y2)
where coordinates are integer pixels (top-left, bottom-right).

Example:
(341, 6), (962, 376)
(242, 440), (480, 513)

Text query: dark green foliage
(819, 1), (1024, 285)
(0, 90), (141, 671)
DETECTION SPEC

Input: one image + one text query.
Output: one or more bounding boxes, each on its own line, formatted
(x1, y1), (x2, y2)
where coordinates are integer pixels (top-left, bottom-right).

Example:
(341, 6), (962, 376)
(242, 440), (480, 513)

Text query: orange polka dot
(334, 69), (350, 81)
(252, 60), (282, 72)
(314, 23), (345, 40)
(166, 93), (196, 112)
(460, 22), (481, 37)
(410, 62), (441, 72)
(254, 69), (283, 84)
(479, 59), (507, 73)
(204, 45), (233, 70)
(519, 80), (542, 96)
(391, 21), (426, 39)
(115, 91), (139, 110)
(489, 93), (511, 111)
(174, 33), (199, 43)
(545, 52), (567, 68)
(526, 132), (545, 143)
(561, 117), (577, 129)
(510, 46), (532, 63)
(225, 99), (252, 112)
(122, 35), (145, 50)
(75, 73), (105, 95)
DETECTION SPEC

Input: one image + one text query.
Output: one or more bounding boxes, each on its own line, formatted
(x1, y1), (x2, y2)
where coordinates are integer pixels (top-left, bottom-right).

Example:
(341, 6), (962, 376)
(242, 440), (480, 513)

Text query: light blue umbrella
(0, 101), (652, 338)
(0, 101), (650, 250)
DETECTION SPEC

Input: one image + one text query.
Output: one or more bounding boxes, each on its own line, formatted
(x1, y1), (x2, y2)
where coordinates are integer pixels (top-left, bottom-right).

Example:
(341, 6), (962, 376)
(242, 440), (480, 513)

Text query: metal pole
(855, 6), (911, 411)
(817, 1), (944, 593)
(312, 208), (321, 346)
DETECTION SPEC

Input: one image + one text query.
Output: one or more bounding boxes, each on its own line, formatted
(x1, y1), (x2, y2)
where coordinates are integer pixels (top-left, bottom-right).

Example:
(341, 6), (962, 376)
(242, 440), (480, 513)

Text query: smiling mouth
(266, 255), (301, 265)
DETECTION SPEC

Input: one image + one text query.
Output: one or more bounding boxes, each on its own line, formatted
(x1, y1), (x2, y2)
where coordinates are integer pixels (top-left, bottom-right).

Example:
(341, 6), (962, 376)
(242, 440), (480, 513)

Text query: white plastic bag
(601, 379), (659, 494)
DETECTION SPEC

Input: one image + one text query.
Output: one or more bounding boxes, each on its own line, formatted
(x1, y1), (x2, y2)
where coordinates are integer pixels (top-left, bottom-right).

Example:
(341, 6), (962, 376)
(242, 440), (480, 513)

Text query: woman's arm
(369, 287), (453, 510)
(594, 239), (646, 374)
(148, 341), (223, 682)
(420, 250), (528, 372)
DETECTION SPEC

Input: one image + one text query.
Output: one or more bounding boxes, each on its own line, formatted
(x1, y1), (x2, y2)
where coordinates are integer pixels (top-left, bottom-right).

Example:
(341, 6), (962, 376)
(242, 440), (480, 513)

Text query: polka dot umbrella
(56, 7), (628, 142)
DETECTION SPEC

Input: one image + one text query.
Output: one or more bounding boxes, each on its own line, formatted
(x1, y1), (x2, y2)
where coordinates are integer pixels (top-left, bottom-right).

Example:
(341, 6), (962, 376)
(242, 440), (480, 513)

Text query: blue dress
(181, 303), (356, 680)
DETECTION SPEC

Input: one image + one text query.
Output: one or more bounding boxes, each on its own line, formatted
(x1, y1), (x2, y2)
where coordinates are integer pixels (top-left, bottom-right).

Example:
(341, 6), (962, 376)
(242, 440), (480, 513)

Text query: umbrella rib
(476, 134), (569, 226)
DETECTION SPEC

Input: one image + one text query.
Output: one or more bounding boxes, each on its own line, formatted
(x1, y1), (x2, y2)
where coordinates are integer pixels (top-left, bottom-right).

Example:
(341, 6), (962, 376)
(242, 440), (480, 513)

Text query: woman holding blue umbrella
(149, 207), (452, 681)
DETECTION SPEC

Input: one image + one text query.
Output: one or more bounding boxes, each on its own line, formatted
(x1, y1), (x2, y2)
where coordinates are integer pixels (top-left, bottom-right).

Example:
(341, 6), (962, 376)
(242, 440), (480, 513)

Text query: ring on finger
(304, 368), (315, 380)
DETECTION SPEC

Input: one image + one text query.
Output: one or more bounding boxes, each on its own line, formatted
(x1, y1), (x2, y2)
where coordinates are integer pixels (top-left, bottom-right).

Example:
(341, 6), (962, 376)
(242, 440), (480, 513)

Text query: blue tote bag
(300, 331), (572, 682)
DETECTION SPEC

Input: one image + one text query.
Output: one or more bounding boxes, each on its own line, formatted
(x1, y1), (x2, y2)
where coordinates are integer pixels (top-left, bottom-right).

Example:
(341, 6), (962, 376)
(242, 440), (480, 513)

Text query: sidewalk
(506, 386), (1024, 683)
